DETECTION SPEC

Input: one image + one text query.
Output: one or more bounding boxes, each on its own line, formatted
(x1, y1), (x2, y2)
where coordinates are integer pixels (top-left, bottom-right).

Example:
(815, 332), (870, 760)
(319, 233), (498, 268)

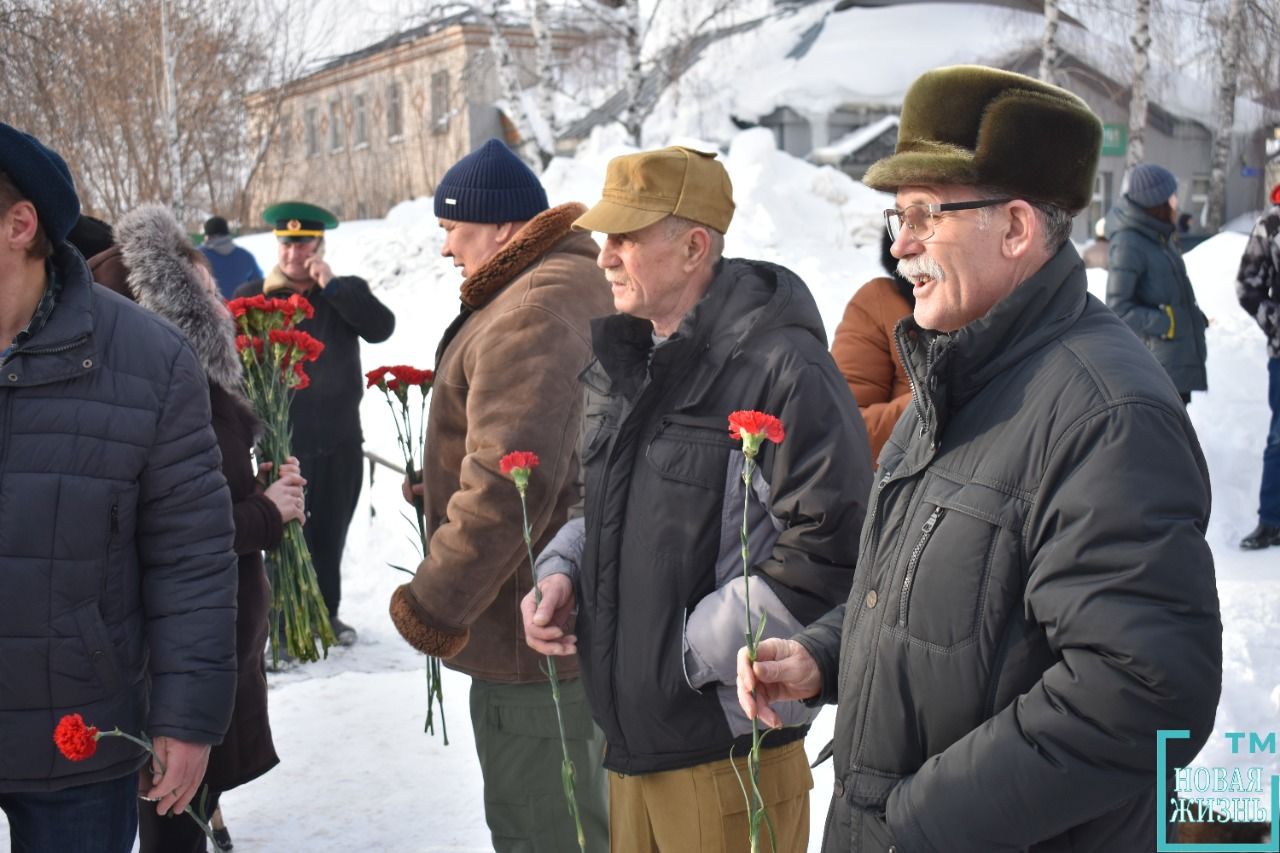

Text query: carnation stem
(519, 486), (586, 852)
(101, 729), (217, 846)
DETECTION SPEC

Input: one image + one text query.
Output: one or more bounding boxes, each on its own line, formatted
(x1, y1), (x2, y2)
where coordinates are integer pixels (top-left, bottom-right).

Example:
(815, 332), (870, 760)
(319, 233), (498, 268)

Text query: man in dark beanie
(388, 137), (612, 851)
(1105, 162), (1208, 403)
(200, 215), (263, 299)
(0, 125), (236, 850)
(740, 66), (1221, 852)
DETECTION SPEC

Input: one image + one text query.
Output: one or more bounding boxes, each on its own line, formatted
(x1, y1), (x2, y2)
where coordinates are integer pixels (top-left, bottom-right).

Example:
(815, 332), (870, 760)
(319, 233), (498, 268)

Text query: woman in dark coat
(95, 204), (306, 853)
(1105, 163), (1208, 403)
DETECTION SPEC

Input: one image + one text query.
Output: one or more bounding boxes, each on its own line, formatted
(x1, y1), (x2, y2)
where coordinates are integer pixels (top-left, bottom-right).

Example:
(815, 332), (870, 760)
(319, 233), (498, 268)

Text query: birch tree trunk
(1126, 0), (1151, 169)
(622, 0), (644, 146)
(530, 0), (556, 166)
(1040, 0), (1061, 85)
(1206, 0), (1245, 231)
(161, 0), (184, 222)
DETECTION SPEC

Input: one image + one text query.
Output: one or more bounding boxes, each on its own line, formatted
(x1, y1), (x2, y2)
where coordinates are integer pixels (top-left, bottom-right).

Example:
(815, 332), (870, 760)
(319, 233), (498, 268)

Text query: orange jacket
(831, 276), (913, 464)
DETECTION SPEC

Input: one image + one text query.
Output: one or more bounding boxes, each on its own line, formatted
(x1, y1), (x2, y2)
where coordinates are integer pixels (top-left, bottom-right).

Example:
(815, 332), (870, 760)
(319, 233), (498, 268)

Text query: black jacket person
(234, 202), (394, 639)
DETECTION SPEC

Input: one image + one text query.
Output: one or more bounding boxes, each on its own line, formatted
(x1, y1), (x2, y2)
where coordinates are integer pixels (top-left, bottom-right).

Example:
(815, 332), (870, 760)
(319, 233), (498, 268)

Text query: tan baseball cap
(573, 146), (735, 235)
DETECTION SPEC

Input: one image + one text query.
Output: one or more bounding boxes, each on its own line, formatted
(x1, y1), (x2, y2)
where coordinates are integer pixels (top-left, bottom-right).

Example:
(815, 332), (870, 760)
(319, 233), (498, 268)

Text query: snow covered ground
(7, 136), (1277, 851)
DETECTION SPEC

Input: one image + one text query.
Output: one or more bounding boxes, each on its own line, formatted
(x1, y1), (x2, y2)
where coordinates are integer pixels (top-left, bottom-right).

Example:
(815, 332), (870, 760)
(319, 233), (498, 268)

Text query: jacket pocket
(895, 479), (1025, 650)
(74, 601), (124, 692)
(645, 414), (734, 490)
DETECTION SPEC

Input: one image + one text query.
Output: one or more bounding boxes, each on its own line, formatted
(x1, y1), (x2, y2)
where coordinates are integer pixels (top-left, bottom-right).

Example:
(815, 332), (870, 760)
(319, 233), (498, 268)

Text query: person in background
(98, 203), (302, 853)
(524, 145), (872, 853)
(235, 202), (395, 645)
(831, 228), (915, 464)
(388, 138), (612, 852)
(1105, 163), (1208, 404)
(201, 215), (263, 300)
(739, 66), (1221, 853)
(1235, 183), (1280, 550)
(1082, 215), (1109, 269)
(0, 122), (237, 853)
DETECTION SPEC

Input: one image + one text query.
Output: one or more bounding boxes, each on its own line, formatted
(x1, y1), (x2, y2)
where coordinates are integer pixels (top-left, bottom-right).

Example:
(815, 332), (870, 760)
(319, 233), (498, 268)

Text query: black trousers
(137, 787), (221, 853)
(296, 442), (364, 617)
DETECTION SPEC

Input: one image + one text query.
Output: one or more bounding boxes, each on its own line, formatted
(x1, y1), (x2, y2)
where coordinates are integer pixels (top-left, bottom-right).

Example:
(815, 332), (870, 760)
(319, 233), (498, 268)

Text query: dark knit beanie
(0, 122), (80, 244)
(434, 139), (548, 223)
(204, 215), (230, 236)
(1126, 164), (1178, 208)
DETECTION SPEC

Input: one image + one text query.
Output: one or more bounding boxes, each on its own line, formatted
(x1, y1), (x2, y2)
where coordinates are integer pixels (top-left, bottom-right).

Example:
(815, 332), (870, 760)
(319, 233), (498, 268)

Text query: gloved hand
(1162, 304), (1176, 340)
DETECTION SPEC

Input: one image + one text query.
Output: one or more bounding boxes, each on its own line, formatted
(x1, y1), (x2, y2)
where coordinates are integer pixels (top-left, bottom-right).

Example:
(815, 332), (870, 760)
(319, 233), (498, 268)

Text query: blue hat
(434, 139), (548, 223)
(1126, 164), (1178, 209)
(0, 122), (80, 245)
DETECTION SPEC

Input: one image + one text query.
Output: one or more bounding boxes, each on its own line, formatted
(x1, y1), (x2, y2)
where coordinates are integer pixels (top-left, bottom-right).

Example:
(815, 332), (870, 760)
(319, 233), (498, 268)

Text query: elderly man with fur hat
(388, 138), (612, 851)
(0, 124), (237, 850)
(739, 66), (1222, 852)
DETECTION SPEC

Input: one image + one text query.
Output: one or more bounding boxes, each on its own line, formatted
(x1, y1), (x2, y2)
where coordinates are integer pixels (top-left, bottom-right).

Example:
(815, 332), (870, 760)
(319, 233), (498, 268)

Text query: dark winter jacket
(797, 243), (1222, 853)
(117, 205), (281, 792)
(1236, 204), (1280, 358)
(1105, 197), (1208, 393)
(201, 236), (264, 300)
(0, 243), (237, 793)
(389, 204), (613, 683)
(542, 258), (872, 775)
(235, 274), (395, 455)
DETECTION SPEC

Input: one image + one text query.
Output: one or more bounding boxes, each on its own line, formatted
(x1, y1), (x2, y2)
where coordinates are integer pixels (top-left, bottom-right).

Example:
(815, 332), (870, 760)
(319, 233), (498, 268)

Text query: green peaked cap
(262, 201), (339, 239)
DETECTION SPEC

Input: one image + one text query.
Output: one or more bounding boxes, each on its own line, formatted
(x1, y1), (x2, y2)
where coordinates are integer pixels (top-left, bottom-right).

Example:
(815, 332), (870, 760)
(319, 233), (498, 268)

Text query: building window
(388, 82), (403, 139)
(1087, 170), (1113, 235)
(278, 111), (292, 160)
(431, 71), (449, 134)
(1189, 174), (1209, 225)
(329, 97), (343, 151)
(353, 94), (367, 147)
(305, 107), (318, 157)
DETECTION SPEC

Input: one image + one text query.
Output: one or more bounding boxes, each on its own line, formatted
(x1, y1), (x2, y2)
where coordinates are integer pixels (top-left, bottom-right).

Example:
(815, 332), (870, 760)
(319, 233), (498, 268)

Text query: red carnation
(366, 366), (389, 389)
(727, 411), (785, 444)
(287, 293), (315, 320)
(728, 410), (785, 459)
(500, 451), (540, 475)
(53, 714), (99, 762)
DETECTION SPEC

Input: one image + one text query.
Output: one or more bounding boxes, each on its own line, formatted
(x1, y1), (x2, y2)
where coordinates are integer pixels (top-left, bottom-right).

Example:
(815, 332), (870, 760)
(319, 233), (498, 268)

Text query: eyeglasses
(884, 198), (1013, 242)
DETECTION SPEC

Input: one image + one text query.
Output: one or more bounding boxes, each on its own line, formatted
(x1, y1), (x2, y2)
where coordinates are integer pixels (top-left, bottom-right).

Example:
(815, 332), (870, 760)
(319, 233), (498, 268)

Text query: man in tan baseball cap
(523, 144), (873, 852)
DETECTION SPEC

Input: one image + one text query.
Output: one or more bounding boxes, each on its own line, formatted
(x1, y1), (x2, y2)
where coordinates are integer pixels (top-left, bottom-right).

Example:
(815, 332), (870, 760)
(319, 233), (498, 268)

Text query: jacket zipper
(898, 506), (945, 628)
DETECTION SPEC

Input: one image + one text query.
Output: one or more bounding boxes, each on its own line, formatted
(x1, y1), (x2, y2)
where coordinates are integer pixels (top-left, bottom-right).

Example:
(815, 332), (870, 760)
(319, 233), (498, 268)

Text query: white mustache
(897, 255), (944, 284)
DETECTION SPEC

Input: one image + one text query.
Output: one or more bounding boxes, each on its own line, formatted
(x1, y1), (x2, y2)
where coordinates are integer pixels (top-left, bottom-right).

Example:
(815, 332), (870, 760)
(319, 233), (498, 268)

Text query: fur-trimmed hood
(115, 204), (244, 395)
(460, 202), (587, 309)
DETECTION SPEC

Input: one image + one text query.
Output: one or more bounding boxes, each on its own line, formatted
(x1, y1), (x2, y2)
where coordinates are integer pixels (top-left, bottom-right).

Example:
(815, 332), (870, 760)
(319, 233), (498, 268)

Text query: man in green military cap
(740, 65), (1222, 852)
(235, 201), (395, 646)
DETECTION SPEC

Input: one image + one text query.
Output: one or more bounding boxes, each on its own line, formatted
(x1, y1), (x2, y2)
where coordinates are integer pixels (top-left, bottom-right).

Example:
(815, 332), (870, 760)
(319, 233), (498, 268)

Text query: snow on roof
(659, 0), (1267, 144)
(811, 115), (899, 163)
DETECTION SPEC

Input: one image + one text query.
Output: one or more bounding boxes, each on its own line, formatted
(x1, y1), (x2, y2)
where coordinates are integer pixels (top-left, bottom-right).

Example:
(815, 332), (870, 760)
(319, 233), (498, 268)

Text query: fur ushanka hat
(863, 65), (1103, 214)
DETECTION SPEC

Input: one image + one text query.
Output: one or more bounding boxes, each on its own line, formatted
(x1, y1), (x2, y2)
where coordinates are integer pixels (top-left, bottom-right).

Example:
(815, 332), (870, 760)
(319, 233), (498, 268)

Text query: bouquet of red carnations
(228, 293), (335, 664)
(366, 365), (447, 741)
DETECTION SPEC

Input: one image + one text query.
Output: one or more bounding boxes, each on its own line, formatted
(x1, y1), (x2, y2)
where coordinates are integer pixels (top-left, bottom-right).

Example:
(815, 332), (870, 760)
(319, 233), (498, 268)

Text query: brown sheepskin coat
(390, 202), (614, 683)
(831, 275), (914, 464)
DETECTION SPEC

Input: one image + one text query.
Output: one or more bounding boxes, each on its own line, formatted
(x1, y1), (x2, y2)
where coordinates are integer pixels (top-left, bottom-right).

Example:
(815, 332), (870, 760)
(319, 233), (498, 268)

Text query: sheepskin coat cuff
(389, 583), (469, 659)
